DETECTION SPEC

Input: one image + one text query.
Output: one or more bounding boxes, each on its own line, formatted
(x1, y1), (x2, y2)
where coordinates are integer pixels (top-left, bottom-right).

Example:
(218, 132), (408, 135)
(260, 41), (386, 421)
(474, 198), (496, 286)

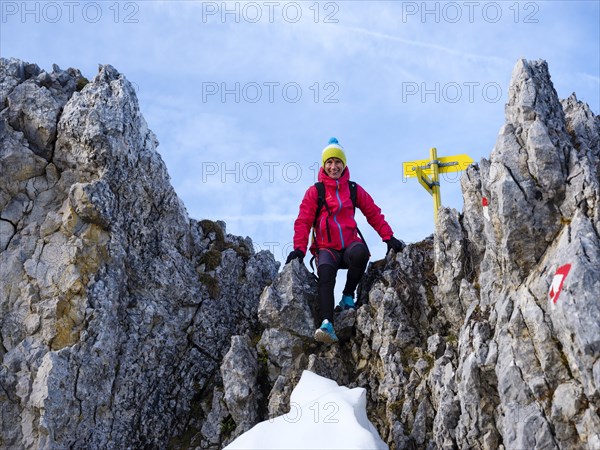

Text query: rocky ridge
(1, 57), (599, 449)
(0, 58), (278, 449)
(222, 59), (600, 450)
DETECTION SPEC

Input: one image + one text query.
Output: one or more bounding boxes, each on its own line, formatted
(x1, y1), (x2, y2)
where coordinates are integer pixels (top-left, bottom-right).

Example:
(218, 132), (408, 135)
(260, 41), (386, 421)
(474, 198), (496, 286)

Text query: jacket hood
(318, 166), (351, 185)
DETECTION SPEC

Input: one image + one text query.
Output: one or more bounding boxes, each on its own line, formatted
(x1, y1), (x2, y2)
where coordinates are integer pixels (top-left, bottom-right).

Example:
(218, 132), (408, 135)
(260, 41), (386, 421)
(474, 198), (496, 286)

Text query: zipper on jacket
(333, 180), (345, 248)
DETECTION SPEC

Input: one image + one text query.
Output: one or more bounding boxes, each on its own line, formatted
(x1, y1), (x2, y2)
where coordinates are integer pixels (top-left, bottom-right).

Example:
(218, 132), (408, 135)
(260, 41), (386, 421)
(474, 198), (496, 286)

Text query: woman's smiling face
(324, 157), (344, 179)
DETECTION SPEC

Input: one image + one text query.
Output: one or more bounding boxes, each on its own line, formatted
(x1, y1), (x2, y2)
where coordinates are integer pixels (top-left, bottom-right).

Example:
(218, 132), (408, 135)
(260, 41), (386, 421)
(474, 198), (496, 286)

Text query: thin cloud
(339, 25), (512, 66)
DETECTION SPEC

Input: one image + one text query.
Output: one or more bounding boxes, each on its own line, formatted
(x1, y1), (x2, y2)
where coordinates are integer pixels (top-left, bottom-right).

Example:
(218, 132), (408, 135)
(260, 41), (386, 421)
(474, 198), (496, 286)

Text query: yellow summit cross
(403, 148), (473, 221)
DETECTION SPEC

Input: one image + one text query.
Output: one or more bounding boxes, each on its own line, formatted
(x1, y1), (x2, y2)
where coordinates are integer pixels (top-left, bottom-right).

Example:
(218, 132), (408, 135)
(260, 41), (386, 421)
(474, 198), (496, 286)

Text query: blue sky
(2, 0), (599, 268)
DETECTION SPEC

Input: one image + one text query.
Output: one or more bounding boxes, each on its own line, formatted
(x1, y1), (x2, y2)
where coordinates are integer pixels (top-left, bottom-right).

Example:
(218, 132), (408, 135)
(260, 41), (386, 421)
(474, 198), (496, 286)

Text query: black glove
(286, 249), (305, 264)
(385, 236), (405, 253)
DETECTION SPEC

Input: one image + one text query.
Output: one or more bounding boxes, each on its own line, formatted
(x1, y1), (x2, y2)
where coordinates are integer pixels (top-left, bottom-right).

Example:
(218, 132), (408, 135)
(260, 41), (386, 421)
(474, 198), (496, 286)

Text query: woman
(286, 137), (404, 343)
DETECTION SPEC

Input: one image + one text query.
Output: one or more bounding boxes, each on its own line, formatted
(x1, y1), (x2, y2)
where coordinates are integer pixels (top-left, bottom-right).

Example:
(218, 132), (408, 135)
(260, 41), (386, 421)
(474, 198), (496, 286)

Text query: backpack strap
(349, 180), (357, 211)
(348, 181), (370, 256)
(313, 182), (332, 243)
(314, 182), (325, 227)
(309, 182), (326, 273)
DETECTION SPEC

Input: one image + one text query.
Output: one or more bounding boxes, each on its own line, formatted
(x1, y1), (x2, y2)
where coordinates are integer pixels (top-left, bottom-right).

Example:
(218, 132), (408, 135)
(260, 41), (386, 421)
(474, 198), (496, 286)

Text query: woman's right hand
(286, 249), (305, 264)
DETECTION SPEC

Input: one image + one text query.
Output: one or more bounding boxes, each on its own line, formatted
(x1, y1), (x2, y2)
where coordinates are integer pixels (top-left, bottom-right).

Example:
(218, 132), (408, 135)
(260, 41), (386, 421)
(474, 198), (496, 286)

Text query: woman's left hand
(385, 237), (405, 253)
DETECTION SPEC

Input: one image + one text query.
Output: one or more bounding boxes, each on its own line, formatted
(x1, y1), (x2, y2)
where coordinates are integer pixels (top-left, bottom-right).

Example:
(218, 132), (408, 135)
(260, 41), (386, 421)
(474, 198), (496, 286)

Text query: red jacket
(293, 167), (394, 255)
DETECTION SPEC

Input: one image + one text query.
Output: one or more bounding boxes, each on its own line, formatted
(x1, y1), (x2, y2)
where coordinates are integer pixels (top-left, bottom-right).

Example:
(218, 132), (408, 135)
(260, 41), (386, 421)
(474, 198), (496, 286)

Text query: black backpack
(310, 181), (369, 269)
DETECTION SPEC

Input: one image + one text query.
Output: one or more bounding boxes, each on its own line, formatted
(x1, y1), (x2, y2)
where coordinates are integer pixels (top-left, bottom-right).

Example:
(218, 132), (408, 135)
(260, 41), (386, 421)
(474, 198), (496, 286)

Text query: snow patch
(225, 370), (389, 449)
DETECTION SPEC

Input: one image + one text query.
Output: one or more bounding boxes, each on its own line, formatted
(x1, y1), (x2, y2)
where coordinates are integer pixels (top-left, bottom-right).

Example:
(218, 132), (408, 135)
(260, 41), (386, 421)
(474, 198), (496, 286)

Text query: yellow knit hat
(321, 137), (347, 167)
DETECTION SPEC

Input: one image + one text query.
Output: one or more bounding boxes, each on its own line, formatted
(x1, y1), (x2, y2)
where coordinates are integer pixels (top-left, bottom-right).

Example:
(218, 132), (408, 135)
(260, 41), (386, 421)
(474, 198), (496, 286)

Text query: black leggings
(316, 241), (370, 324)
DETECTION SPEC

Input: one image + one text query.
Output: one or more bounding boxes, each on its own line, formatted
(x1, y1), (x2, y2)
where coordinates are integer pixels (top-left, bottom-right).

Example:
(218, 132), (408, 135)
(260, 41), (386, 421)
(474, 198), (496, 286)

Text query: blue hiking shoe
(338, 294), (356, 310)
(314, 320), (339, 344)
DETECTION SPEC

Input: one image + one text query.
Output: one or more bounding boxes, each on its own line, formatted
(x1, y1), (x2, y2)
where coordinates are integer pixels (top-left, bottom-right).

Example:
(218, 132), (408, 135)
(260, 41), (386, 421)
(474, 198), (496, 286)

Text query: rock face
(220, 59), (600, 450)
(0, 58), (279, 449)
(1, 57), (598, 449)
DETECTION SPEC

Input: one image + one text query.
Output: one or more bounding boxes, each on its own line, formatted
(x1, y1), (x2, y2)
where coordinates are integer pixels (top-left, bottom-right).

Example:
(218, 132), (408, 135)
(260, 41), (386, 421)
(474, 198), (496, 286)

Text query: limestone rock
(258, 258), (318, 338)
(220, 59), (599, 450)
(0, 57), (278, 450)
(439, 59), (600, 450)
(2, 56), (598, 450)
(220, 334), (262, 444)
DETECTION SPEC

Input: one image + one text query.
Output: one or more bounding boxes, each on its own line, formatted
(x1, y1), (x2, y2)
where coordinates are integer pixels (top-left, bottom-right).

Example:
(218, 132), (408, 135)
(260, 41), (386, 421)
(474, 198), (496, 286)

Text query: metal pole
(430, 147), (441, 220)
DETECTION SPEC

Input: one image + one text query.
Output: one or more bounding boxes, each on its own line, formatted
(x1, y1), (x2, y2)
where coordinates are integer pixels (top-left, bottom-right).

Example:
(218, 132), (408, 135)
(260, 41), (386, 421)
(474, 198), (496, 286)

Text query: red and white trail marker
(482, 197), (490, 220)
(548, 263), (572, 305)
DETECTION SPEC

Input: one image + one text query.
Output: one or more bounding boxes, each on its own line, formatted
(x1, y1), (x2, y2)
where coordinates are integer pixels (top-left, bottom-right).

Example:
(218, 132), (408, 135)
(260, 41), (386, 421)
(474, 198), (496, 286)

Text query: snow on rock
(224, 370), (389, 450)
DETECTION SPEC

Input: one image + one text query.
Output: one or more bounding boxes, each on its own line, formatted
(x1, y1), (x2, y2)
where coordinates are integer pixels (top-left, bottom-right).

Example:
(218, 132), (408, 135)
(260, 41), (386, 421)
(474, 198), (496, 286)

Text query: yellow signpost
(403, 148), (474, 221)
